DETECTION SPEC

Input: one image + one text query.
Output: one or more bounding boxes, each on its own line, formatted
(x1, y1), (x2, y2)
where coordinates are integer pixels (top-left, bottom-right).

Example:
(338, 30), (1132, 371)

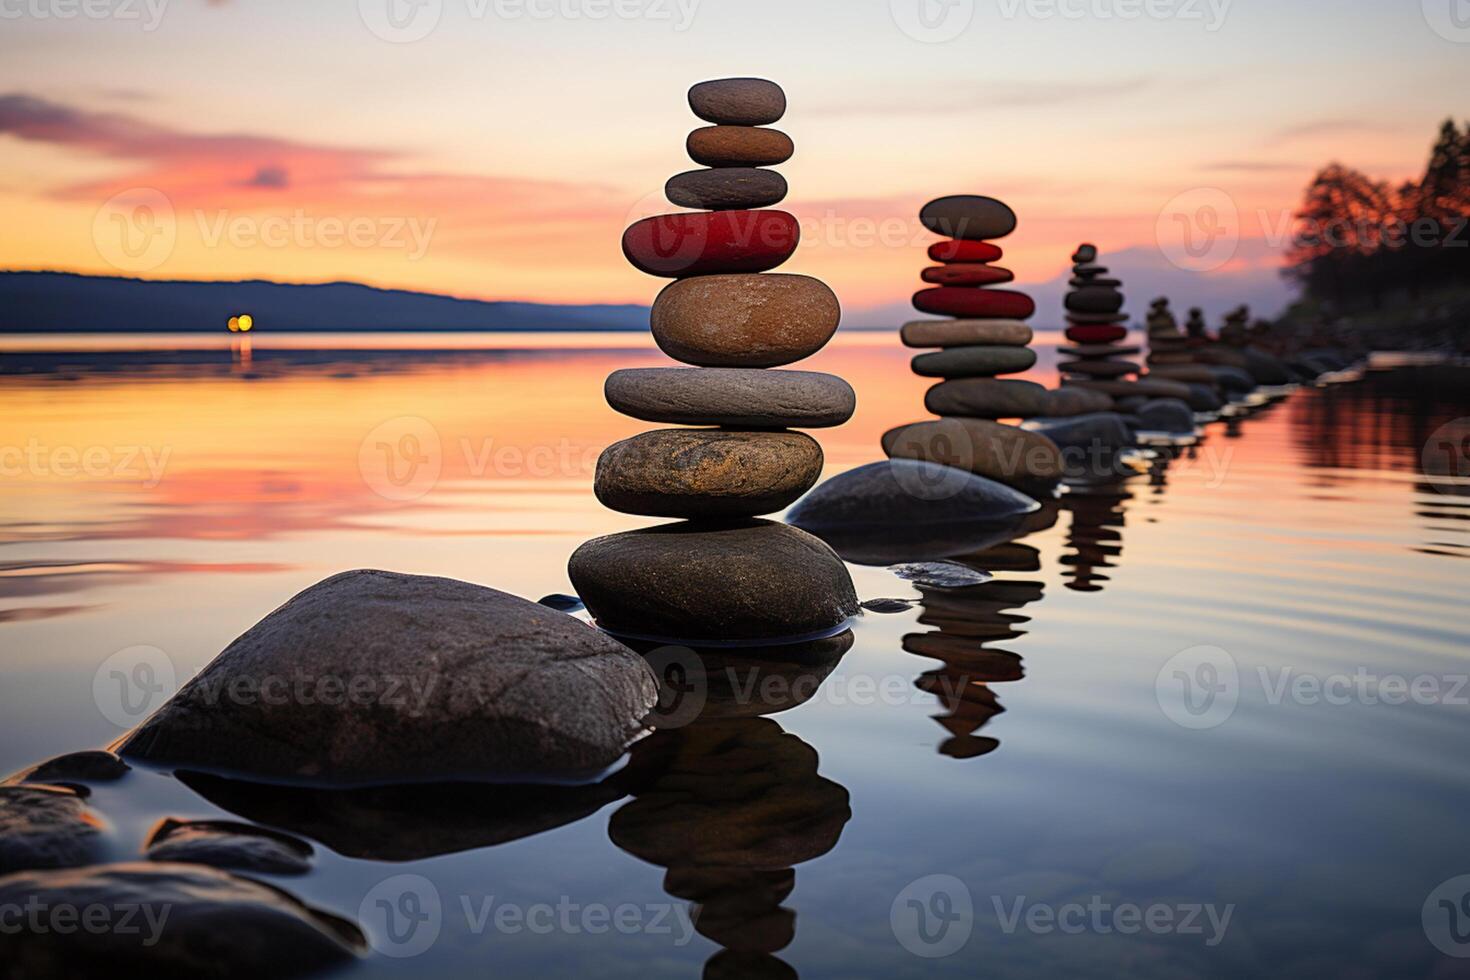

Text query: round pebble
(666, 168), (787, 211)
(687, 125), (794, 167)
(651, 273), (840, 368)
(689, 78), (786, 126)
(622, 210), (798, 278)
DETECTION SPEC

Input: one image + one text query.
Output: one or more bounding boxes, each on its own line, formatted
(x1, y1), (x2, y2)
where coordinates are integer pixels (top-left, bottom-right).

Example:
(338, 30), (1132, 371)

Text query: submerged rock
(120, 570), (658, 784)
(0, 863), (364, 978)
(787, 460), (1042, 565)
(569, 520), (858, 645)
(7, 750), (130, 790)
(144, 819), (314, 876)
(177, 770), (628, 863)
(0, 785), (106, 874)
(889, 562), (993, 589)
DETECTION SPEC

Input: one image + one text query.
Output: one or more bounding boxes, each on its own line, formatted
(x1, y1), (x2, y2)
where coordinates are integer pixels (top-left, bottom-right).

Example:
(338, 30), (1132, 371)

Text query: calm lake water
(3, 332), (1469, 979)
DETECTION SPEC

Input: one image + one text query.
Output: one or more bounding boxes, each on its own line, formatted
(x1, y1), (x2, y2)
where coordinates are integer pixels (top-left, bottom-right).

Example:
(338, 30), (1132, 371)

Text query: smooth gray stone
(1182, 383), (1225, 412)
(1243, 347), (1292, 385)
(1132, 398), (1197, 433)
(919, 195), (1018, 241)
(569, 520), (858, 645)
(1042, 386), (1114, 417)
(1073, 244), (1098, 263)
(787, 460), (1042, 565)
(0, 785), (105, 874)
(689, 78), (786, 125)
(145, 819), (314, 876)
(666, 167), (787, 211)
(912, 346), (1037, 379)
(925, 378), (1047, 418)
(889, 562), (992, 589)
(0, 863), (365, 977)
(1022, 413), (1138, 453)
(1210, 365), (1258, 393)
(120, 570), (658, 783)
(605, 368), (855, 428)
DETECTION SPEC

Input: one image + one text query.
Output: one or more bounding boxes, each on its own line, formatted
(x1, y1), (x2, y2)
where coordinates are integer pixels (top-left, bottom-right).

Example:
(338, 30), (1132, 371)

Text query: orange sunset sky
(1, 0), (1466, 324)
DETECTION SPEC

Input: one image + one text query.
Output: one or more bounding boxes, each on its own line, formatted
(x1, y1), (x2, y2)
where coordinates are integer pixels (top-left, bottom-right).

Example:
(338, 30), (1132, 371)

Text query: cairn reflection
(614, 638), (854, 978)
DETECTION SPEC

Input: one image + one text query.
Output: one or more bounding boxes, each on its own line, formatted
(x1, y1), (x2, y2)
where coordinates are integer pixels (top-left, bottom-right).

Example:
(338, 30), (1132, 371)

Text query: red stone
(622, 210), (799, 278)
(928, 240), (1003, 264)
(912, 288), (1034, 320)
(1064, 325), (1129, 344)
(921, 264), (1014, 287)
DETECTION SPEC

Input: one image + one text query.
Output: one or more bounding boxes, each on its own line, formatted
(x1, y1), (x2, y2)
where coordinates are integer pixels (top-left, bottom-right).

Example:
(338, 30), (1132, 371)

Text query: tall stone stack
(1185, 307), (1209, 341)
(880, 196), (1067, 498)
(1145, 297), (1213, 385)
(570, 77), (860, 647)
(1056, 244), (1142, 392)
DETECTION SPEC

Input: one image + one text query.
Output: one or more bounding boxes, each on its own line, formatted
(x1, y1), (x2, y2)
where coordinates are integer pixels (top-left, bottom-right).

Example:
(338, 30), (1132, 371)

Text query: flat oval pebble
(0, 785), (106, 874)
(623, 210), (798, 278)
(1065, 324), (1130, 344)
(929, 240), (1003, 263)
(605, 367), (855, 428)
(666, 168), (787, 211)
(1066, 377), (1193, 400)
(1043, 386), (1115, 416)
(913, 287), (1035, 320)
(925, 378), (1048, 418)
(1059, 359), (1138, 378)
(689, 78), (786, 126)
(1066, 286), (1125, 315)
(687, 125), (794, 167)
(651, 273), (840, 368)
(882, 418), (1063, 492)
(595, 429), (823, 519)
(912, 346), (1037, 378)
(1067, 311), (1129, 324)
(889, 562), (993, 589)
(1061, 344), (1142, 357)
(569, 520), (858, 644)
(901, 319), (1032, 349)
(919, 196), (1018, 241)
(145, 819), (314, 876)
(921, 264), (1014, 286)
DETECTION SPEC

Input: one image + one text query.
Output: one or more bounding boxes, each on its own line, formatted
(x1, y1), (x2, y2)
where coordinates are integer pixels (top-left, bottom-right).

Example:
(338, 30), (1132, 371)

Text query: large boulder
(120, 570), (658, 784)
(0, 863), (364, 978)
(787, 460), (1041, 565)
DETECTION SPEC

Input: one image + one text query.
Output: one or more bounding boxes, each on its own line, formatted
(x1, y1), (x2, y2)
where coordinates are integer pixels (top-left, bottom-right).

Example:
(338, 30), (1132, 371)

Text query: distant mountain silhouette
(0, 271), (650, 332)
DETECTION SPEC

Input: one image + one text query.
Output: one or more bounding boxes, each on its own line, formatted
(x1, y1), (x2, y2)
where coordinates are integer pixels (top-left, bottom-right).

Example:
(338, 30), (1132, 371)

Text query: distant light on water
(228, 314), (255, 333)
(227, 317), (240, 332)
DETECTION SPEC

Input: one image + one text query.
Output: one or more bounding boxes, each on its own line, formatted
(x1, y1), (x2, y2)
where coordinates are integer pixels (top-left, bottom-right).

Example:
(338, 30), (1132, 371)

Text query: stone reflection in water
(1058, 483), (1133, 593)
(904, 542), (1046, 759)
(609, 716), (850, 979)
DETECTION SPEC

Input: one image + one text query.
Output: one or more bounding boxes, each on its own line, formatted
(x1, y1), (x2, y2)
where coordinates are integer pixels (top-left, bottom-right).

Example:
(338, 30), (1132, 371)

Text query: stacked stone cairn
(880, 196), (1073, 498)
(1145, 297), (1220, 387)
(1056, 244), (1143, 393)
(569, 77), (860, 647)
